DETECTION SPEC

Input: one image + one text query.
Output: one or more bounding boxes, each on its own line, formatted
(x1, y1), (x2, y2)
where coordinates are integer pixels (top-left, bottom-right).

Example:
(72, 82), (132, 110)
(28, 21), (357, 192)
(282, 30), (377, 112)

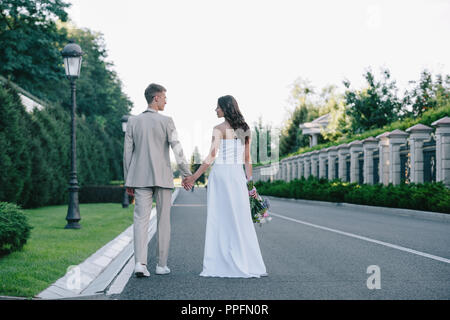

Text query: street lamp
(62, 40), (84, 229)
(121, 115), (130, 208)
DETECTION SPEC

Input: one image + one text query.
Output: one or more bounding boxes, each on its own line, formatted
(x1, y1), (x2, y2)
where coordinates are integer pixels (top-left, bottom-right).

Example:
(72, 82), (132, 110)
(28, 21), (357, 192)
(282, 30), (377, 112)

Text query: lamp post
(62, 41), (84, 229)
(121, 115), (130, 208)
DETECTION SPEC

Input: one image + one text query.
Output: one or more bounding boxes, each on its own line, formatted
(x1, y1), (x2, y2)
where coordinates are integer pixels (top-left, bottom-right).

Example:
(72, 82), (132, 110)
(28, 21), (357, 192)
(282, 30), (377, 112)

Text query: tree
(190, 147), (205, 185)
(287, 77), (315, 107)
(315, 86), (350, 142)
(403, 70), (450, 117)
(279, 77), (316, 156)
(0, 82), (32, 205)
(343, 68), (404, 134)
(279, 105), (309, 156)
(65, 25), (133, 139)
(0, 1), (136, 208)
(0, 2), (133, 141)
(171, 162), (180, 178)
(0, 0), (70, 102)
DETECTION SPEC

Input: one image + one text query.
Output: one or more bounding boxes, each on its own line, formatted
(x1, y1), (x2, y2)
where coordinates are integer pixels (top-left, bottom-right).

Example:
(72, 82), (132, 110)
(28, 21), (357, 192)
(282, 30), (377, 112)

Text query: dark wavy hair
(217, 95), (251, 144)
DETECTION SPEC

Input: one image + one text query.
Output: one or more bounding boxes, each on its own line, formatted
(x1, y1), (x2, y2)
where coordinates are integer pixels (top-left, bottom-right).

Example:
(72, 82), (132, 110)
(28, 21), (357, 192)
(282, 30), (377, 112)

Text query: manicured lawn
(0, 203), (135, 298)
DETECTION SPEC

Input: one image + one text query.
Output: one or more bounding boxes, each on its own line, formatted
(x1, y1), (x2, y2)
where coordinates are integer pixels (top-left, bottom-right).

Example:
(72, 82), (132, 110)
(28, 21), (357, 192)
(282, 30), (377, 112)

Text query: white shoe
(155, 265), (171, 275)
(134, 263), (150, 277)
(261, 272), (268, 277)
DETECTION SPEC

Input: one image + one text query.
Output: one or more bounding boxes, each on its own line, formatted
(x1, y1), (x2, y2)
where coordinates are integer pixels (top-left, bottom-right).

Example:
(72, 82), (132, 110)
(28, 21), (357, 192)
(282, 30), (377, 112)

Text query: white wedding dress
(200, 138), (267, 278)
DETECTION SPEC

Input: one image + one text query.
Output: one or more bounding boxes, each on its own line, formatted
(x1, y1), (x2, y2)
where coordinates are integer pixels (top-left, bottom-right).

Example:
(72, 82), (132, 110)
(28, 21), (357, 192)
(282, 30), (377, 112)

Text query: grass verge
(0, 203), (135, 298)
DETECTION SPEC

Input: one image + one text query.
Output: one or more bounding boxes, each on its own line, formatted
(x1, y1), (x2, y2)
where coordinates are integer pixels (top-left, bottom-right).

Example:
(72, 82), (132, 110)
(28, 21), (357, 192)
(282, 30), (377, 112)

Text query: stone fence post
(327, 146), (338, 180)
(280, 161), (286, 181)
(337, 144), (350, 182)
(311, 151), (319, 177)
(319, 149), (328, 179)
(362, 137), (379, 185)
(349, 140), (363, 183)
(285, 160), (291, 182)
(297, 155), (304, 179)
(387, 130), (409, 185)
(432, 116), (450, 188)
(406, 124), (433, 184)
(377, 131), (390, 185)
(304, 153), (311, 179)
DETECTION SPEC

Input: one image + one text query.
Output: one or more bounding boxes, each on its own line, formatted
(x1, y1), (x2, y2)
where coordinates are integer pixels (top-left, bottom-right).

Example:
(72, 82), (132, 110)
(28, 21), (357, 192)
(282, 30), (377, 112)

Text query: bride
(183, 95), (267, 278)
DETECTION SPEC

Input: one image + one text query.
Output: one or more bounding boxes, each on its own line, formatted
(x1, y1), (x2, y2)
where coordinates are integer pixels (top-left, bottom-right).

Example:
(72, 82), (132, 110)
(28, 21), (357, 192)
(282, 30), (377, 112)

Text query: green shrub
(255, 178), (450, 213)
(0, 202), (33, 256)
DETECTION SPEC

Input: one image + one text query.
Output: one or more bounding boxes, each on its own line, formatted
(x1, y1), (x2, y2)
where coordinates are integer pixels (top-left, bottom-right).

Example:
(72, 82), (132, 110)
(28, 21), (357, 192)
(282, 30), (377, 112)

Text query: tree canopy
(343, 68), (403, 134)
(0, 0), (133, 141)
(0, 0), (134, 208)
(0, 0), (70, 101)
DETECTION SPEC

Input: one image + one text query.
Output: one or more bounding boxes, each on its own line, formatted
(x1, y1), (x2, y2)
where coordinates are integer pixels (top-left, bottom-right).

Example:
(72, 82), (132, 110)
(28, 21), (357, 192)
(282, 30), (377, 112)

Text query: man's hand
(181, 180), (193, 191)
(126, 187), (135, 197)
(182, 175), (195, 191)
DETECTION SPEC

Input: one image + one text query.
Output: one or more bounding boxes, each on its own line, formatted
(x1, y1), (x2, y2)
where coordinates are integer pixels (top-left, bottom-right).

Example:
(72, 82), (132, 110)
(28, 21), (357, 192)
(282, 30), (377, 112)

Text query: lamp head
(62, 41), (84, 79)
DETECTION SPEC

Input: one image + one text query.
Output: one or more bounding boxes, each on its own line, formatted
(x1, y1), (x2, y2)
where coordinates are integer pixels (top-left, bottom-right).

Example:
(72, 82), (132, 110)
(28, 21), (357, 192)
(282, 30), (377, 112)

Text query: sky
(66, 0), (450, 159)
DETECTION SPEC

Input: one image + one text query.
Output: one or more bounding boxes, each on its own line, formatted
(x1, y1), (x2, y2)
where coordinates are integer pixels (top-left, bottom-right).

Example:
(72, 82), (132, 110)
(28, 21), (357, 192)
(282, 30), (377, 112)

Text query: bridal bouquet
(247, 179), (272, 226)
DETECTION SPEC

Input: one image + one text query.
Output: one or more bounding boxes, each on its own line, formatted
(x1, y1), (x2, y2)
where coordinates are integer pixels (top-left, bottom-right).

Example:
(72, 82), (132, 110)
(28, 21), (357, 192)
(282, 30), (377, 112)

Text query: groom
(123, 83), (193, 277)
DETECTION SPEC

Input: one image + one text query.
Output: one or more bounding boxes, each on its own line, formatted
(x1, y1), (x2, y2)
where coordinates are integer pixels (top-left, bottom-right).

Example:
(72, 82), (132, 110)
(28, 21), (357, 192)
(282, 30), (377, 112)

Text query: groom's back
(133, 111), (169, 147)
(125, 110), (174, 188)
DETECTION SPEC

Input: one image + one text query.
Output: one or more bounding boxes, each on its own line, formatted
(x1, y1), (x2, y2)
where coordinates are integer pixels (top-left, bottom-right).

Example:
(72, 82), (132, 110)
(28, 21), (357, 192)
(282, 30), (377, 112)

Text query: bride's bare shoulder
(212, 125), (224, 137)
(215, 122), (229, 131)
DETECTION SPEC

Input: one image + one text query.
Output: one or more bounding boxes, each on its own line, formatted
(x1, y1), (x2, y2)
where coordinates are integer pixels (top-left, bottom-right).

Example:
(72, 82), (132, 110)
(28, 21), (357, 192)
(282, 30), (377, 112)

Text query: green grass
(0, 203), (135, 298)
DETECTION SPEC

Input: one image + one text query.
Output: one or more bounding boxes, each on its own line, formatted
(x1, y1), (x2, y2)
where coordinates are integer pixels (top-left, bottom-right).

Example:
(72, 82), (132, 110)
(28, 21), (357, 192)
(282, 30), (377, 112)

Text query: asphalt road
(111, 187), (450, 300)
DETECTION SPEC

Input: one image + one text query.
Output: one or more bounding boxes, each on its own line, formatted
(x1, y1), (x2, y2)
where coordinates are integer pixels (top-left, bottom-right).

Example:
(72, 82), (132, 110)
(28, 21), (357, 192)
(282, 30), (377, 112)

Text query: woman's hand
(183, 175), (197, 188)
(248, 186), (258, 199)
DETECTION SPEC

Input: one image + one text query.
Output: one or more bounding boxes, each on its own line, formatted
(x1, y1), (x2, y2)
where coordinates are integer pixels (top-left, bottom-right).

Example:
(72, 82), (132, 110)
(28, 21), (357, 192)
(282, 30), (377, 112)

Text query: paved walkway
(111, 187), (276, 300)
(109, 187), (450, 300)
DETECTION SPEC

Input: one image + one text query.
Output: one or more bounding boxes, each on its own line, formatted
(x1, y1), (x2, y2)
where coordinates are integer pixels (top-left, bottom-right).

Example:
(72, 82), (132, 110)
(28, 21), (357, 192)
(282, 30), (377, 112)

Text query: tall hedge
(0, 83), (32, 205)
(0, 82), (124, 208)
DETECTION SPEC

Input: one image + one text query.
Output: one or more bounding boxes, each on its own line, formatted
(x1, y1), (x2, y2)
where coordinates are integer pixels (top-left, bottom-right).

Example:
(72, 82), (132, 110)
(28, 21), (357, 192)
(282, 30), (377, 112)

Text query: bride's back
(217, 121), (238, 140)
(215, 123), (246, 165)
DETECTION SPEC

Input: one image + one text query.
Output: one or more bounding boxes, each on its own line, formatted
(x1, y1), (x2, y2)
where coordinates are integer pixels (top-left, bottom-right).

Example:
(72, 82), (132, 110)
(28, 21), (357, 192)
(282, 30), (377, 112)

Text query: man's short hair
(145, 83), (166, 104)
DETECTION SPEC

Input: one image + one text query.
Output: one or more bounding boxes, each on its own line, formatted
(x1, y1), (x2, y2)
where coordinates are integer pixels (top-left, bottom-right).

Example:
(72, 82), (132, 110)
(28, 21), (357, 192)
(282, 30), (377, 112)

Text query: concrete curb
(264, 195), (450, 223)
(36, 188), (181, 300)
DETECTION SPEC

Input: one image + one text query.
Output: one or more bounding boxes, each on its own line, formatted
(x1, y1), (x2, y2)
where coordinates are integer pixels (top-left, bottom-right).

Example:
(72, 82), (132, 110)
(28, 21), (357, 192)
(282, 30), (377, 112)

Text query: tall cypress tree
(279, 105), (309, 156)
(190, 147), (205, 185)
(0, 83), (32, 204)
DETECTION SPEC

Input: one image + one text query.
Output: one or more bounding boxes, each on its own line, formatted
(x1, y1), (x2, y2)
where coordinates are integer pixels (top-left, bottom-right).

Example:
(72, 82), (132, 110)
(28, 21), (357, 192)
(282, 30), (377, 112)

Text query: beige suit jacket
(123, 108), (192, 188)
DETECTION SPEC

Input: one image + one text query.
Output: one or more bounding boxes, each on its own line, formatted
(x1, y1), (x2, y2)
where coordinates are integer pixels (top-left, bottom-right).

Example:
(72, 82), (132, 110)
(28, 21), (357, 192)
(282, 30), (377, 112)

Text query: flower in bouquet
(247, 179), (272, 226)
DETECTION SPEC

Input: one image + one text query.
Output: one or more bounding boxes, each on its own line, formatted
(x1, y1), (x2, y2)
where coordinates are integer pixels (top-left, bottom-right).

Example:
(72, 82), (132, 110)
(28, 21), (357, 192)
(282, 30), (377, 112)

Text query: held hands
(182, 175), (196, 191)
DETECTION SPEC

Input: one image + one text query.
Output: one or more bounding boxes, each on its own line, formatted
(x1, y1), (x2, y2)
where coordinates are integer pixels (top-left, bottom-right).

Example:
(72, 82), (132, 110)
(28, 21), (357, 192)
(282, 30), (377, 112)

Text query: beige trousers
(133, 187), (172, 267)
